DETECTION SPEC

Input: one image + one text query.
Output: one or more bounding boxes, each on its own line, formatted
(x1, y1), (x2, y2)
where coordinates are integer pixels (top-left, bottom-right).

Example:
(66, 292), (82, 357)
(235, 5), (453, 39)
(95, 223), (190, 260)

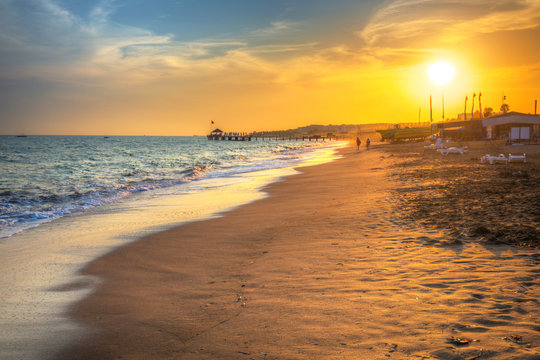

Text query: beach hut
(482, 112), (540, 143)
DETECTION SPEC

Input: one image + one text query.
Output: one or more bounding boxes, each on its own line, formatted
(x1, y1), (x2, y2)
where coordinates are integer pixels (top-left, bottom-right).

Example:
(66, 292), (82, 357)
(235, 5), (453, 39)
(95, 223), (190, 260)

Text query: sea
(0, 135), (345, 360)
(0, 135), (346, 238)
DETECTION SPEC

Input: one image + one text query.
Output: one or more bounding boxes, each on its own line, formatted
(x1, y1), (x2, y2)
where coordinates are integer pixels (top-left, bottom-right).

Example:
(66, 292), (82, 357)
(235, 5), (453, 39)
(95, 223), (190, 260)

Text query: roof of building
(482, 112), (540, 127)
(210, 128), (224, 134)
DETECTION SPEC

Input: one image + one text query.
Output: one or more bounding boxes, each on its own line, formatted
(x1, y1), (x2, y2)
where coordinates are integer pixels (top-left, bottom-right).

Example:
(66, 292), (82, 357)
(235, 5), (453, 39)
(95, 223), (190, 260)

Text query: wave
(0, 163), (215, 238)
(0, 139), (343, 238)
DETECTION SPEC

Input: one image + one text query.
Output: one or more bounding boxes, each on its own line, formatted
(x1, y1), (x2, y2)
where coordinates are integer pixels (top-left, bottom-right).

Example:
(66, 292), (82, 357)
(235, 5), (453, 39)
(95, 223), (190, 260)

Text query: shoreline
(0, 142), (345, 360)
(59, 143), (539, 359)
(0, 137), (344, 240)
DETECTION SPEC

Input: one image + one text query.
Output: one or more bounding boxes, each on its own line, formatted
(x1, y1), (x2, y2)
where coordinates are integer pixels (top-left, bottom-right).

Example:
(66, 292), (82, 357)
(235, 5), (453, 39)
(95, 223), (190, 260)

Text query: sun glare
(428, 61), (455, 85)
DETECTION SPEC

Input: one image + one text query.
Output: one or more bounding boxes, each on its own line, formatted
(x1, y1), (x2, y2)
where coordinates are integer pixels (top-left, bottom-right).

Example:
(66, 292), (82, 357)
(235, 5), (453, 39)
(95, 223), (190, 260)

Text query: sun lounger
(424, 138), (446, 150)
(480, 154), (508, 164)
(508, 153), (526, 163)
(438, 146), (468, 155)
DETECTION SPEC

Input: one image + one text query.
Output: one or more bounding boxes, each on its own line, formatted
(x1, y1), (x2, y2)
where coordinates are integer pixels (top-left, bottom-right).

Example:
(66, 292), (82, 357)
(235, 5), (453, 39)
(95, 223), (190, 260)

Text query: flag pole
(430, 95), (433, 137)
(479, 92), (482, 118)
(464, 95), (468, 121)
(442, 95), (444, 120)
(471, 93), (476, 119)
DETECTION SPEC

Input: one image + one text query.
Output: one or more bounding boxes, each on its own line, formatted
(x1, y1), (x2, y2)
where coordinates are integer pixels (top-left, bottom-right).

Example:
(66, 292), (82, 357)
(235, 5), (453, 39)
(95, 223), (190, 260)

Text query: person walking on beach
(366, 138), (370, 149)
(356, 137), (361, 150)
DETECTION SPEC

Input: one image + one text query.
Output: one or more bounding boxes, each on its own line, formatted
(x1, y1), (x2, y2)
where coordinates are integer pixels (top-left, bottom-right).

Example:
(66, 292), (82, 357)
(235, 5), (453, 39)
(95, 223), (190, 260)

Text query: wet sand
(58, 143), (540, 360)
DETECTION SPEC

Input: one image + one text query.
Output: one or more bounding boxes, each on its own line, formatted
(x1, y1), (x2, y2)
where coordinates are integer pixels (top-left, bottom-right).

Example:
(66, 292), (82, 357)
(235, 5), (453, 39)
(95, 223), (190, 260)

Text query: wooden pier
(207, 133), (339, 142)
(207, 134), (253, 141)
(207, 127), (341, 142)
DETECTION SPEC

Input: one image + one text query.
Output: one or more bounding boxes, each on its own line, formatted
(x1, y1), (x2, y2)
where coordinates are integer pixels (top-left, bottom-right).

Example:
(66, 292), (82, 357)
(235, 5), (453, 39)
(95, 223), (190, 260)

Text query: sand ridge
(58, 145), (539, 360)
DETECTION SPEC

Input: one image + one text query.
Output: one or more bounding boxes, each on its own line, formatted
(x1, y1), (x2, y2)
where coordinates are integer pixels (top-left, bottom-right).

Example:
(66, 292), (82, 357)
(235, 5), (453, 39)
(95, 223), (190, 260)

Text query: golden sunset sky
(1, 0), (539, 135)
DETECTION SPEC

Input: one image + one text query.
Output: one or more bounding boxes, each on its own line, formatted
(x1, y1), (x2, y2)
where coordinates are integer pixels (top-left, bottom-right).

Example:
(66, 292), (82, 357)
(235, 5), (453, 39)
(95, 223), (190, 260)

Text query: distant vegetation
(249, 123), (393, 139)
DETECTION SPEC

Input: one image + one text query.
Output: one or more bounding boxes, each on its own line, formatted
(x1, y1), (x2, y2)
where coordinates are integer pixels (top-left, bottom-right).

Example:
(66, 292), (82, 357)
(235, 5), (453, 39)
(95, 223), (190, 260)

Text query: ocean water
(0, 135), (345, 360)
(0, 135), (340, 239)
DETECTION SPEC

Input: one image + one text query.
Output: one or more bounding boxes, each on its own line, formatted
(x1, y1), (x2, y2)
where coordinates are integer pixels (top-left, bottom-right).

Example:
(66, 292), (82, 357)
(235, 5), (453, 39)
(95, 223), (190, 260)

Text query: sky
(1, 0), (539, 135)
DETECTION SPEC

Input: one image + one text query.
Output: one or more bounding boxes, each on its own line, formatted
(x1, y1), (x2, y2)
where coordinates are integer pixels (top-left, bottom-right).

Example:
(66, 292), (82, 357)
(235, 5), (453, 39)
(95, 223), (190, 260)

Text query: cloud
(88, 0), (117, 26)
(360, 0), (540, 47)
(0, 0), (77, 52)
(0, 0), (163, 80)
(250, 20), (300, 36)
(17, 0), (537, 91)
(0, 0), (343, 93)
(0, 0), (315, 85)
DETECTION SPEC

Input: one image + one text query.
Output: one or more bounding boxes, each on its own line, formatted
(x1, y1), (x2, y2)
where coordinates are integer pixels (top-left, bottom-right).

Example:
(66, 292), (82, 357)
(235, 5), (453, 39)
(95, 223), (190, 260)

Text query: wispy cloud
(2, 0), (539, 134)
(0, 0), (317, 85)
(250, 20), (301, 36)
(88, 0), (117, 25)
(4, 0), (538, 90)
(360, 0), (540, 47)
(0, 0), (170, 80)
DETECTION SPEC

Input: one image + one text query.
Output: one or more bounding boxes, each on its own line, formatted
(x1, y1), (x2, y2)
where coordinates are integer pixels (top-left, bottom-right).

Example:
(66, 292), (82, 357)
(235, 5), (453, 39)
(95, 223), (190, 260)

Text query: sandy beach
(58, 142), (539, 360)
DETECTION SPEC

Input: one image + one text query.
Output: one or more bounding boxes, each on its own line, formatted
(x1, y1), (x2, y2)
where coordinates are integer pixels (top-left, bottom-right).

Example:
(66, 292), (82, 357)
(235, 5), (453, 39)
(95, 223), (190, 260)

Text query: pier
(207, 134), (338, 141)
(207, 134), (253, 141)
(207, 129), (340, 142)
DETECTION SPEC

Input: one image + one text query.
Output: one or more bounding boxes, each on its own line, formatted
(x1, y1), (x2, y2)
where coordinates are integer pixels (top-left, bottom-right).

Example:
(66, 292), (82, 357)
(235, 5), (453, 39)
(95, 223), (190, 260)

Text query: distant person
(356, 137), (361, 150)
(366, 138), (371, 149)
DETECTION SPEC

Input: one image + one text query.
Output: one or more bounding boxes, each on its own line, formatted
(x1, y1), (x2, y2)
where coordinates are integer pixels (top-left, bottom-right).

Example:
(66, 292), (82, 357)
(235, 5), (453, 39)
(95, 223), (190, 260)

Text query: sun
(428, 61), (455, 85)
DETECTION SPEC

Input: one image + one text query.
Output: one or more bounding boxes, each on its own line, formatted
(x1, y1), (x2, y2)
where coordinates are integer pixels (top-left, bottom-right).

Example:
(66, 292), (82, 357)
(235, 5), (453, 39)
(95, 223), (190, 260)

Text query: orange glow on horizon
(1, 1), (539, 136)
